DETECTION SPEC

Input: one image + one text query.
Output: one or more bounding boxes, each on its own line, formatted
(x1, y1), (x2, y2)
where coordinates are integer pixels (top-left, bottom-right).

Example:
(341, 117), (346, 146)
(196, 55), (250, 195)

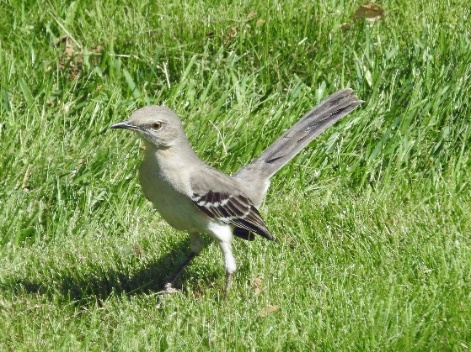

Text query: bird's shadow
(1, 239), (219, 306)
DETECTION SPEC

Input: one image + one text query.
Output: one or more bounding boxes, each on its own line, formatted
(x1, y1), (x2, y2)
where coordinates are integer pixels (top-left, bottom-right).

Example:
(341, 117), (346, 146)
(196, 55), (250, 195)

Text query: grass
(1, 0), (471, 350)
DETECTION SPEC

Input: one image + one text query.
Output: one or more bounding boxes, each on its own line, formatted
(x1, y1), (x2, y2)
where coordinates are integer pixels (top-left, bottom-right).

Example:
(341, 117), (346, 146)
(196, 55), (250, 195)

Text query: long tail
(234, 88), (363, 206)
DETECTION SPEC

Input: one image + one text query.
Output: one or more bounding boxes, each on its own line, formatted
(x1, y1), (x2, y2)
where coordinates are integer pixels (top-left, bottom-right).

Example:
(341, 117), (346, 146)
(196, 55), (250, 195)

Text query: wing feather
(191, 190), (274, 241)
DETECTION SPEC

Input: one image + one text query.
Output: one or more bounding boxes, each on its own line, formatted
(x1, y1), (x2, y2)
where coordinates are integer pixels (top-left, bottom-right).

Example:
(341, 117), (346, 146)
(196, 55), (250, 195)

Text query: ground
(0, 0), (470, 350)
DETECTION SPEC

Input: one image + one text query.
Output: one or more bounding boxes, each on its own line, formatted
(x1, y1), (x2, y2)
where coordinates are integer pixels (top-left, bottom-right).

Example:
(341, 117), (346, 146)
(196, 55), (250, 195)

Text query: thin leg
(165, 251), (197, 289)
(164, 233), (203, 292)
(225, 272), (234, 298)
(218, 240), (237, 298)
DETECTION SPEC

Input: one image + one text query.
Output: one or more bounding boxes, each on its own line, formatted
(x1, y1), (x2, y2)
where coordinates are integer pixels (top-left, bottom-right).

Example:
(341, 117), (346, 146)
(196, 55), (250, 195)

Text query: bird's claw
(157, 283), (180, 295)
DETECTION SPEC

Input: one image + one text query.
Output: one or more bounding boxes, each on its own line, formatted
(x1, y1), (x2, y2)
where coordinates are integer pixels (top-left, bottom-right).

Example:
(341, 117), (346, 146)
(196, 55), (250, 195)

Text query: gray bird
(111, 88), (362, 297)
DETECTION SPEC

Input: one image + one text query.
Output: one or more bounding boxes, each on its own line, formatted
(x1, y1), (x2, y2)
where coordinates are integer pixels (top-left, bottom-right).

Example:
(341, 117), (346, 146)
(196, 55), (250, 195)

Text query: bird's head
(111, 106), (184, 149)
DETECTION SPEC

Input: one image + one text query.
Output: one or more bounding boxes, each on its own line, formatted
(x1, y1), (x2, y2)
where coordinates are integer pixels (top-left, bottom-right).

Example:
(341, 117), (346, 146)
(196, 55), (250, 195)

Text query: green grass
(1, 0), (471, 350)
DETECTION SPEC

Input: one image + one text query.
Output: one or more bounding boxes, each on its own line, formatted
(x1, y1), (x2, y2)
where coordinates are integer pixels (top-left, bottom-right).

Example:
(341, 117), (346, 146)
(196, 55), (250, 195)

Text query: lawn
(1, 0), (470, 350)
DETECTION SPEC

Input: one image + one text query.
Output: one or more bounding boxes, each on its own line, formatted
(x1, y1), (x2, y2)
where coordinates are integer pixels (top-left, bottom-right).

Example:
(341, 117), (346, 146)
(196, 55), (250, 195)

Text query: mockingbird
(111, 88), (362, 296)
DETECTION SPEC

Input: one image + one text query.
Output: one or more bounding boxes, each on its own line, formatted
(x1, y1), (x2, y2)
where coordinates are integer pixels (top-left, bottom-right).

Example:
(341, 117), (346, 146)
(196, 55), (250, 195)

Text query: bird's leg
(225, 272), (234, 298)
(164, 233), (203, 293)
(164, 252), (197, 292)
(218, 241), (237, 298)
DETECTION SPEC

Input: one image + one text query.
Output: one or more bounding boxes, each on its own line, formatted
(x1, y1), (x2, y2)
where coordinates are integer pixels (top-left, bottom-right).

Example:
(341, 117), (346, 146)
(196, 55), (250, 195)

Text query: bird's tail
(234, 88), (363, 206)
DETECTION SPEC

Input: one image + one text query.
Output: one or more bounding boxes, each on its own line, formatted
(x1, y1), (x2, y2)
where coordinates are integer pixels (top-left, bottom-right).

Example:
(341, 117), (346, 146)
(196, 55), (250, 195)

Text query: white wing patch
(191, 190), (274, 241)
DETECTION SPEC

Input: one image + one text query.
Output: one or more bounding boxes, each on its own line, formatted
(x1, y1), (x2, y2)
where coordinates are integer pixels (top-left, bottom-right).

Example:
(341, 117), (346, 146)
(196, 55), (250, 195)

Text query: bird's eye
(151, 122), (162, 130)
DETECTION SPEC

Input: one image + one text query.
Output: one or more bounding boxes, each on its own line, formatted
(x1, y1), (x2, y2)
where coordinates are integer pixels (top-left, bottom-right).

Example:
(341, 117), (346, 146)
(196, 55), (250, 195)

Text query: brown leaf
(223, 26), (238, 44)
(259, 305), (279, 317)
(228, 26), (238, 38)
(65, 41), (74, 58)
(256, 19), (266, 26)
(92, 45), (102, 55)
(133, 244), (143, 257)
(53, 36), (102, 78)
(246, 11), (257, 20)
(252, 277), (263, 296)
(55, 36), (78, 76)
(55, 35), (74, 58)
(354, 2), (385, 22)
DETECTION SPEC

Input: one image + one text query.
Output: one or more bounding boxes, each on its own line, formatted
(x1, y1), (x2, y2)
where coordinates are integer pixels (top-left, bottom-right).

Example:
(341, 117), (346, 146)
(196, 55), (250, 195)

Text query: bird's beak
(110, 121), (138, 130)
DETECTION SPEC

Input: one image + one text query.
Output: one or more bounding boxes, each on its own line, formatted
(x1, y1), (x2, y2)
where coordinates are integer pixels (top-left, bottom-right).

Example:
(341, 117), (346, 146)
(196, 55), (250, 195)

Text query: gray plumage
(110, 88), (362, 296)
(234, 88), (363, 206)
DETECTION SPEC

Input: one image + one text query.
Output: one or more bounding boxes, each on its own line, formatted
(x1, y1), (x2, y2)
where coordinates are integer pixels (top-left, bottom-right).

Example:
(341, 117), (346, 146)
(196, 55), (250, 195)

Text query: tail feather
(234, 88), (363, 206)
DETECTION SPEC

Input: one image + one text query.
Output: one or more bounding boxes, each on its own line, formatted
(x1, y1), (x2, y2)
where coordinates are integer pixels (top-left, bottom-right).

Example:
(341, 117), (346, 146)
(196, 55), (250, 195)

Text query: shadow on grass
(0, 239), (221, 305)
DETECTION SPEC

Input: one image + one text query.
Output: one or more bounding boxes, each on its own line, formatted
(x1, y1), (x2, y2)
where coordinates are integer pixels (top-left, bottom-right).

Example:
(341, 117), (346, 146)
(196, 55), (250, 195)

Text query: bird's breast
(138, 156), (205, 232)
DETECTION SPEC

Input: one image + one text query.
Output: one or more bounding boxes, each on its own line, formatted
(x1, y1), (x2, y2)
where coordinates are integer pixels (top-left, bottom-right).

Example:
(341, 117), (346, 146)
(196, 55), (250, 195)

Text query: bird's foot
(157, 283), (181, 295)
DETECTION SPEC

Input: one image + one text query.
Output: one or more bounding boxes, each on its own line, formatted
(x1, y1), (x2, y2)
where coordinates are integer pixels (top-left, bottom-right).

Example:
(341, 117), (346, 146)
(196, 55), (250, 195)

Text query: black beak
(110, 121), (138, 130)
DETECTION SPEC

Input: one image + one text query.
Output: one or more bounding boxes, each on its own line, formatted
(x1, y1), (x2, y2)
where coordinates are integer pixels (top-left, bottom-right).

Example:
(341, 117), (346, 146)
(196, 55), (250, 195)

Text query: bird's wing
(190, 171), (274, 241)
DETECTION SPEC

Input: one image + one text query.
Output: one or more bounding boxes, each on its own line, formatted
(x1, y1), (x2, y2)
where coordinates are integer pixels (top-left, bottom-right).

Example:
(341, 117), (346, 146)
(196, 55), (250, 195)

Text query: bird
(110, 88), (362, 297)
